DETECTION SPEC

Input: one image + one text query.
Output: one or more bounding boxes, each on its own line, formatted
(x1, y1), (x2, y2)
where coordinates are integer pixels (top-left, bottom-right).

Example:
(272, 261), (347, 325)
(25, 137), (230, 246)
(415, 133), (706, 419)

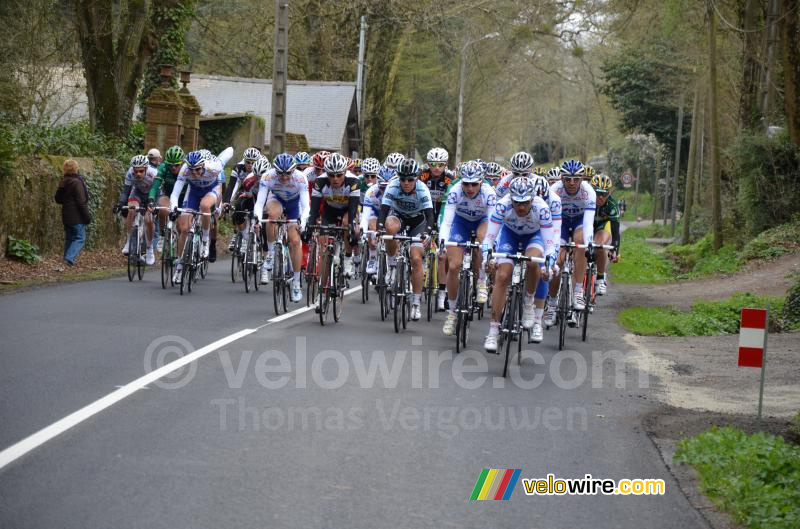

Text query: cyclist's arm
(360, 206), (373, 234)
(423, 207), (435, 235)
(222, 170), (239, 204)
(377, 203), (392, 227)
(254, 181), (268, 222)
(611, 219), (621, 253)
(308, 195), (321, 226)
(581, 185), (597, 246)
(438, 197), (456, 243)
(148, 166), (165, 203)
(169, 179), (186, 211)
(299, 186), (310, 230)
(118, 169), (132, 206)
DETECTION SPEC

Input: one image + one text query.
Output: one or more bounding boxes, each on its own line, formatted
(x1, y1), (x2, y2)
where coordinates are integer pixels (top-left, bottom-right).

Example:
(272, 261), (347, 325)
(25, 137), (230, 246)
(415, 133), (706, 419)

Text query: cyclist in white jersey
(482, 176), (556, 352)
(359, 165), (394, 275)
(544, 160), (596, 326)
(254, 153), (310, 300)
(529, 175), (562, 342)
(439, 161), (497, 336)
(116, 154), (158, 265)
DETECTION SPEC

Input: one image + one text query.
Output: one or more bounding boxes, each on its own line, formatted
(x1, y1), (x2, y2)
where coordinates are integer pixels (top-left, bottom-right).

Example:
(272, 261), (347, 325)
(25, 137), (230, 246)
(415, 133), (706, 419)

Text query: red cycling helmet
(312, 150), (331, 169)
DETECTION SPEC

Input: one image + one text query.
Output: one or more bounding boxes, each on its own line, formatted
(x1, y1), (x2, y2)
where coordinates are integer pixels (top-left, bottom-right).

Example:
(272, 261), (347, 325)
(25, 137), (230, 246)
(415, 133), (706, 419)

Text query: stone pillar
(145, 65), (183, 153)
(178, 69), (201, 152)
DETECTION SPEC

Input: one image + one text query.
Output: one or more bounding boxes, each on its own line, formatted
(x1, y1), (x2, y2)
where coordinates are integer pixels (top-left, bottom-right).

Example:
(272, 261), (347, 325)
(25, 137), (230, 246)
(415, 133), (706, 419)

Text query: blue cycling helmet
(377, 166), (396, 185)
(459, 160), (484, 183)
(561, 159), (585, 177)
(508, 176), (535, 202)
(294, 151), (311, 166)
(273, 153), (296, 173)
(186, 151), (205, 169)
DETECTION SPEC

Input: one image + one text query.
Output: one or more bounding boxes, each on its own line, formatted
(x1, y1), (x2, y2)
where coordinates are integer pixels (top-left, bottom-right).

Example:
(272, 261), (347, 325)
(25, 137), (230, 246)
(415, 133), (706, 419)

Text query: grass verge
(612, 226), (675, 284)
(0, 266), (126, 294)
(674, 426), (800, 529)
(618, 292), (787, 335)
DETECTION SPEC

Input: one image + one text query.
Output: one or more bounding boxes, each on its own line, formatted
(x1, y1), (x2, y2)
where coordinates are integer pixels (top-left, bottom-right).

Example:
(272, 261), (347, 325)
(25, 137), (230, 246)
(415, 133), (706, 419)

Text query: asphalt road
(0, 257), (708, 528)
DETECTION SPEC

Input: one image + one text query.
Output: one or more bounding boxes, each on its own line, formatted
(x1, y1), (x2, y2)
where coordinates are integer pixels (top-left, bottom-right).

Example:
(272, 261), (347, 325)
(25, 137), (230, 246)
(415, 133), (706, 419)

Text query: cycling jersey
(308, 173), (361, 227)
(494, 173), (519, 199)
(551, 180), (596, 246)
(381, 179), (433, 218)
(359, 183), (385, 233)
(439, 181), (496, 243)
(119, 165), (158, 205)
(594, 194), (621, 251)
(147, 162), (183, 202)
(170, 155), (225, 210)
(222, 162), (252, 204)
(419, 166), (455, 218)
(254, 169), (310, 227)
(484, 195), (556, 258)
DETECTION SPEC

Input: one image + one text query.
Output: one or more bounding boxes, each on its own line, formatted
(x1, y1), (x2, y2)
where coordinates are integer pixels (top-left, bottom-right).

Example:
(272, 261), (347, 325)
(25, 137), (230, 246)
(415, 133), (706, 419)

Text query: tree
(707, 1), (723, 251)
(73, 0), (166, 138)
(780, 0), (800, 148)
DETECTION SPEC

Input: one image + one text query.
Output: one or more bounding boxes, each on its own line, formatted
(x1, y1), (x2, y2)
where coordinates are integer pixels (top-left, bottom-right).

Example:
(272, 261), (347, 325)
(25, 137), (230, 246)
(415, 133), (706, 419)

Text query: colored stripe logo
(470, 469), (521, 500)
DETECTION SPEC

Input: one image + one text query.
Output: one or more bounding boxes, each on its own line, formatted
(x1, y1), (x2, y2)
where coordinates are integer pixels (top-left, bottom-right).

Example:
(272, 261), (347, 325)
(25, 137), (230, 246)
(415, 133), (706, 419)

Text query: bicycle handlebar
(382, 234), (423, 242)
(176, 208), (213, 216)
(492, 252), (546, 264)
(445, 241), (482, 249)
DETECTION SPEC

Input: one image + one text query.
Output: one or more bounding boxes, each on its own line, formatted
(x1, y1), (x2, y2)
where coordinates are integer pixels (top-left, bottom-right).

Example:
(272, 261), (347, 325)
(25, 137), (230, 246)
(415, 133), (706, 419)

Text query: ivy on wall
(200, 117), (249, 156)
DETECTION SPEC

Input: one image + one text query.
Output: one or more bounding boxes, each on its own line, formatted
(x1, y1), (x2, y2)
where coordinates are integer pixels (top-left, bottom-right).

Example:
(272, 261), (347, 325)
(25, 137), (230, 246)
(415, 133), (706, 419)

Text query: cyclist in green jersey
(590, 174), (620, 296)
(147, 145), (185, 240)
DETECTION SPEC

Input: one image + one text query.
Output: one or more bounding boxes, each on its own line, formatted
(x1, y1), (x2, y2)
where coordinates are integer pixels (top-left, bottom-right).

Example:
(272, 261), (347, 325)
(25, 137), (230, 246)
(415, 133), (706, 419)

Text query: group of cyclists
(115, 143), (622, 353)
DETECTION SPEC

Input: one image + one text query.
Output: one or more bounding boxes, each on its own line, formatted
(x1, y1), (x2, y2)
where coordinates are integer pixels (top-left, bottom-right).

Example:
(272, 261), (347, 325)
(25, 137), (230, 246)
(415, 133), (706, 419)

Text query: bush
(6, 236), (40, 264)
(731, 131), (800, 237)
(779, 272), (800, 331)
(741, 216), (800, 262)
(665, 234), (740, 277)
(674, 426), (800, 529)
(612, 234), (675, 284)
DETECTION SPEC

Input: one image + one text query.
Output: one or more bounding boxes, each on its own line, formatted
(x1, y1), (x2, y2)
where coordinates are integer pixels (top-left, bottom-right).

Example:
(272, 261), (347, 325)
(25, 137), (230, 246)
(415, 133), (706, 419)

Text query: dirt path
(616, 252), (799, 310)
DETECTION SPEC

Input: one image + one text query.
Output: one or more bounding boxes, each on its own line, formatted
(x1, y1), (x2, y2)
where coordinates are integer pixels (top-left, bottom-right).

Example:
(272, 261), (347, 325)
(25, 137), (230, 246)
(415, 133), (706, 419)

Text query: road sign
(620, 171), (634, 188)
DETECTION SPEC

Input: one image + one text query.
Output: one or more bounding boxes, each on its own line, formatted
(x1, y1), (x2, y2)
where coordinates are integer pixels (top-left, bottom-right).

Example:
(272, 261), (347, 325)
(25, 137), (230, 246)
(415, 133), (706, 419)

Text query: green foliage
(674, 427), (800, 529)
(606, 133), (664, 194)
(6, 236), (40, 263)
(0, 121), (140, 164)
(618, 293), (785, 336)
(665, 234), (740, 277)
(600, 40), (689, 152)
(139, 0), (196, 119)
(790, 412), (800, 440)
(740, 216), (800, 262)
(616, 190), (654, 220)
(200, 117), (248, 157)
(612, 233), (675, 284)
(732, 131), (800, 237)
(779, 272), (800, 332)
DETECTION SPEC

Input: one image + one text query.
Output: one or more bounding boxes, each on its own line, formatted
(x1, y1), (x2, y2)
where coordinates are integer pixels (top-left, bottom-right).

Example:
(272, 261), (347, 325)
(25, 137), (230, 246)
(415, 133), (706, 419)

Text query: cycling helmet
(385, 152), (405, 168)
(397, 158), (420, 178)
(147, 148), (161, 161)
(474, 158), (488, 173)
(377, 165), (396, 184)
(185, 151), (205, 169)
(509, 151), (534, 173)
(532, 166), (546, 176)
(324, 152), (349, 174)
(312, 150), (331, 169)
(561, 159), (585, 176)
(362, 157), (381, 175)
(130, 154), (149, 168)
(273, 152), (296, 173)
(164, 145), (184, 165)
(426, 147), (449, 163)
(584, 165), (596, 178)
(591, 174), (613, 193)
(531, 175), (550, 198)
(294, 151), (311, 166)
(546, 166), (562, 181)
(485, 162), (502, 177)
(252, 157), (271, 177)
(458, 160), (484, 183)
(243, 147), (261, 163)
(508, 177), (535, 202)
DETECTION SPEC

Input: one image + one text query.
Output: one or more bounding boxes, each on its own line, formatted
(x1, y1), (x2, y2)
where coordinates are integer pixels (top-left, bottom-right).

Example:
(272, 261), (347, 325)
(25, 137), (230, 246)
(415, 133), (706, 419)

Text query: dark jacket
(55, 173), (91, 225)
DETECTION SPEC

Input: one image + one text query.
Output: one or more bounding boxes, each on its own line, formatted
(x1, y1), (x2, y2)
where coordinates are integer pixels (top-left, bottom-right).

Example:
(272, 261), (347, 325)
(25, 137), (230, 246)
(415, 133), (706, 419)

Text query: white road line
(0, 285), (363, 471)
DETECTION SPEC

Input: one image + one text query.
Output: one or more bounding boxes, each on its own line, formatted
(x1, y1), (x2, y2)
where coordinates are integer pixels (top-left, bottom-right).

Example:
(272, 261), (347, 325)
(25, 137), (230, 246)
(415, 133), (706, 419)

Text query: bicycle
(382, 232), (423, 333)
(578, 242), (615, 342)
(305, 233), (319, 307)
(227, 210), (252, 284)
(176, 208), (212, 295)
(154, 206), (177, 289)
(374, 232), (392, 322)
(359, 231), (381, 304)
(445, 233), (483, 354)
(124, 205), (149, 282)
(423, 232), (439, 321)
(266, 218), (300, 314)
(312, 225), (348, 326)
(492, 252), (545, 377)
(242, 215), (263, 293)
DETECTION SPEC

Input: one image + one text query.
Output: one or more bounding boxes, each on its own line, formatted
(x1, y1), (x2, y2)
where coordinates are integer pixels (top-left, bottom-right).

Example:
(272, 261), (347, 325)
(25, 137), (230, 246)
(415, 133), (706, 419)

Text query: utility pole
(355, 15), (366, 155)
(270, 0), (289, 158)
(662, 158), (671, 226)
(671, 94), (685, 236)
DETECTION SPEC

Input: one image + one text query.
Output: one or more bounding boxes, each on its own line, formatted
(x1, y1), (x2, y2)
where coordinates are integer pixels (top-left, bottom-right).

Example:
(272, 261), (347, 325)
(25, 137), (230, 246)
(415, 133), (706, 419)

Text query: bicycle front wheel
(230, 232), (241, 283)
(127, 229), (137, 282)
(558, 275), (571, 351)
(273, 245), (285, 315)
(502, 288), (519, 378)
(333, 263), (344, 323)
(161, 229), (172, 289)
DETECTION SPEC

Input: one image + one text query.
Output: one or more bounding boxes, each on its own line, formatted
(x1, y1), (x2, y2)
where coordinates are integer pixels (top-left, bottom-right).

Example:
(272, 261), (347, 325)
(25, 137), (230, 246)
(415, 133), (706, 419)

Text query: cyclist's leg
(445, 245), (464, 309)
(385, 216), (401, 258)
(491, 226), (519, 323)
(523, 236), (544, 296)
(266, 199), (283, 246)
(157, 195), (170, 231)
(594, 224), (612, 276)
(573, 226), (587, 288)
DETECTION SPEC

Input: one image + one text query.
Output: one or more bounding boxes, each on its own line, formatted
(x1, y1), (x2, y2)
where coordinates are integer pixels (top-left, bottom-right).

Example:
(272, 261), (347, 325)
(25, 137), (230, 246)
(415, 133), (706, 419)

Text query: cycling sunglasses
(512, 171), (530, 177)
(461, 181), (480, 188)
(329, 172), (345, 178)
(399, 176), (417, 182)
(429, 162), (446, 168)
(564, 176), (582, 182)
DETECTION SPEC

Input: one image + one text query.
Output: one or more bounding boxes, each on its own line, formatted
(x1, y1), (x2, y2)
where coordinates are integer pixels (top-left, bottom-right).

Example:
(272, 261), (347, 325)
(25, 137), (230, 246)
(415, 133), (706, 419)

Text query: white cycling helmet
(361, 157), (381, 175)
(509, 151), (534, 173)
(426, 147), (448, 163)
(325, 152), (349, 174)
(130, 155), (149, 168)
(384, 152), (405, 168)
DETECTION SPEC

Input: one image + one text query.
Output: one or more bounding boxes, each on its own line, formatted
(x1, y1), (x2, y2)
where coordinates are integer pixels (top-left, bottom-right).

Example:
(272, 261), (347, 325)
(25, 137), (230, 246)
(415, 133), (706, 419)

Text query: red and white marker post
(738, 307), (769, 423)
